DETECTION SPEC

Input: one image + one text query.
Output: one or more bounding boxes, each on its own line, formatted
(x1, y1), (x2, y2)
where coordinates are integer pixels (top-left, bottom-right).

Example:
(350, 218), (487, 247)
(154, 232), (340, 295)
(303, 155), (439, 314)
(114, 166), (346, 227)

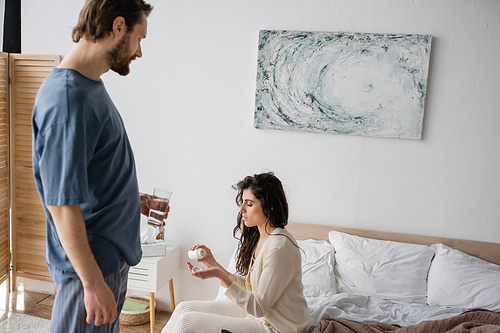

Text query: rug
(0, 313), (51, 332)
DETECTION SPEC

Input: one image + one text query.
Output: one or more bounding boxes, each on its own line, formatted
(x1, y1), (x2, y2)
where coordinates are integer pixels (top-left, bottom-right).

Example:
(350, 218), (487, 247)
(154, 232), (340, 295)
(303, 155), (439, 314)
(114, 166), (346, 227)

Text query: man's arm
(47, 204), (117, 326)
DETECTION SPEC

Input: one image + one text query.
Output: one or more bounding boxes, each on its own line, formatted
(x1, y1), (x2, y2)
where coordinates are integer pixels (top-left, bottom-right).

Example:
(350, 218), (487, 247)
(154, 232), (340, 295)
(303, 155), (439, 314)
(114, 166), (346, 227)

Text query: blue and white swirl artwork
(254, 30), (432, 140)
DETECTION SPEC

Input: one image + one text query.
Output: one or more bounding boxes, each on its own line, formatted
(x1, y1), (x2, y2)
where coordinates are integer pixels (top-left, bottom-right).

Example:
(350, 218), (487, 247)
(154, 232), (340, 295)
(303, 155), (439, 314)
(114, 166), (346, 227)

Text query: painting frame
(254, 30), (432, 140)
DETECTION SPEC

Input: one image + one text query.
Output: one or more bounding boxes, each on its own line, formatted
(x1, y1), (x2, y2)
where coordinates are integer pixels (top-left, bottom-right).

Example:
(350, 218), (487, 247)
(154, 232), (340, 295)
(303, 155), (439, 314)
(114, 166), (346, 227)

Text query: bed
(216, 222), (500, 332)
(287, 222), (500, 332)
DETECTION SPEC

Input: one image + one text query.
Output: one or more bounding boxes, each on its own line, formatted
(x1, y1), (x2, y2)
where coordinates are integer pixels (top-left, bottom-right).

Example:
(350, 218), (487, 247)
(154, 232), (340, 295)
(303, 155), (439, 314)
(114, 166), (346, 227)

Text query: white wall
(22, 0), (500, 311)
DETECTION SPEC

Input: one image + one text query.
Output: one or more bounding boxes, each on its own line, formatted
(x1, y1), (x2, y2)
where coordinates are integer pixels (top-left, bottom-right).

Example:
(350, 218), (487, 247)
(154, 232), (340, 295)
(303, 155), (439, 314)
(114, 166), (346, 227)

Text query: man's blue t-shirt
(32, 68), (142, 284)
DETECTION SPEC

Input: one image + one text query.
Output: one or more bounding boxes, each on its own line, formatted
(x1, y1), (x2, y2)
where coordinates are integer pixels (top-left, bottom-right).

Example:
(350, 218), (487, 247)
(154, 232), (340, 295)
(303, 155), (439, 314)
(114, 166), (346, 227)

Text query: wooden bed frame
(287, 222), (500, 266)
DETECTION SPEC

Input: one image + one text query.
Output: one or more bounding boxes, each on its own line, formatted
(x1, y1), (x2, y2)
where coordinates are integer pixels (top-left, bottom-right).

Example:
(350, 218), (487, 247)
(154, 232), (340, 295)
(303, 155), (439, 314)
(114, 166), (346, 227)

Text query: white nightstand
(128, 242), (180, 333)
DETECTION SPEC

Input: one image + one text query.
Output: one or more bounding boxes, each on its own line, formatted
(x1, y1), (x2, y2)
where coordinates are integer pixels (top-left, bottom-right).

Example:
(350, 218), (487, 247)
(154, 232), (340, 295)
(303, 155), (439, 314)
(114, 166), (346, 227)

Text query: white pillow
(427, 243), (500, 310)
(298, 239), (337, 297)
(329, 231), (434, 304)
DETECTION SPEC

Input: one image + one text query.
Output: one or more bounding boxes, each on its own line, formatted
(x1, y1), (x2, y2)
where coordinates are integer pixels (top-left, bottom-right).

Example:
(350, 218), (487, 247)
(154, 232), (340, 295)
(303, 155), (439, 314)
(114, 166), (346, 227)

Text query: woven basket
(120, 296), (154, 326)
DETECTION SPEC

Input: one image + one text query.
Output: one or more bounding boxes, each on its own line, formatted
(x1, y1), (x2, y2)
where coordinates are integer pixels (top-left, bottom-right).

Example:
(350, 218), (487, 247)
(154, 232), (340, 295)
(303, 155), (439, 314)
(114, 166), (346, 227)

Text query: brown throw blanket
(310, 309), (500, 333)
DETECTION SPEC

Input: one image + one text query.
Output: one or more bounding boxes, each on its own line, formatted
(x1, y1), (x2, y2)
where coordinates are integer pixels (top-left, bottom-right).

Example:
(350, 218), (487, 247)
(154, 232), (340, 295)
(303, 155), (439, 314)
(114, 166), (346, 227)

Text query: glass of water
(147, 187), (172, 227)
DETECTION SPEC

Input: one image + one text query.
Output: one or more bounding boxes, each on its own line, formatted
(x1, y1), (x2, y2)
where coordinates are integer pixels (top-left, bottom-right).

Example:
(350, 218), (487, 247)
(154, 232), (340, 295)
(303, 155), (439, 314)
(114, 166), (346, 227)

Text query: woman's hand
(186, 262), (232, 288)
(187, 245), (218, 268)
(186, 245), (233, 287)
(186, 262), (219, 279)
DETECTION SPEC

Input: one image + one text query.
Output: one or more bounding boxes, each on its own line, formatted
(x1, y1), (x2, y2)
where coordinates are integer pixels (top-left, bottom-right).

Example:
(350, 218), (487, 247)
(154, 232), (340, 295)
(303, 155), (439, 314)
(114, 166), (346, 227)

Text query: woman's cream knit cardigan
(225, 227), (311, 333)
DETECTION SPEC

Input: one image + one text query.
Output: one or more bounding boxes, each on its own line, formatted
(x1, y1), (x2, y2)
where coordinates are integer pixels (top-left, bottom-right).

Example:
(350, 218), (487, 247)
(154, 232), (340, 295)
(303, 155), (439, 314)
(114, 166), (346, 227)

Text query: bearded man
(32, 1), (158, 332)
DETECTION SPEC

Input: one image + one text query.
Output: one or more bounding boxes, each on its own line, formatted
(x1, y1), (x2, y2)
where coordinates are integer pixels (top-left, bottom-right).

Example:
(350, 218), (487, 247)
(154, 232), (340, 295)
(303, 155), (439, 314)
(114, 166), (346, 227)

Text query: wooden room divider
(0, 53), (60, 291)
(0, 52), (10, 289)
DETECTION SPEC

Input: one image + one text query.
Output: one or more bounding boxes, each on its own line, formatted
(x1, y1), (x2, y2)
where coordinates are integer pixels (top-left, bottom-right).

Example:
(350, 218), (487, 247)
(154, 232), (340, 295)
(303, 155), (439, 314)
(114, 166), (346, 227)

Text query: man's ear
(111, 16), (127, 39)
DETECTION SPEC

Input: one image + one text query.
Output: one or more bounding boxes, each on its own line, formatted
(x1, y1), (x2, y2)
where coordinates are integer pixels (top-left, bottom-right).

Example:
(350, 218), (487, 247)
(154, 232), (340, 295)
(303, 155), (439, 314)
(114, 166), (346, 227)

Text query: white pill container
(188, 248), (207, 260)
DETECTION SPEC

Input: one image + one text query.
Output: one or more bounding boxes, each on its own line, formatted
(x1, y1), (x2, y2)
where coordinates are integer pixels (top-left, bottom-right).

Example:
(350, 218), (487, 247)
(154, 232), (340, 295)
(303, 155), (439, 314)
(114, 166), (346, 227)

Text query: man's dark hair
(72, 0), (153, 43)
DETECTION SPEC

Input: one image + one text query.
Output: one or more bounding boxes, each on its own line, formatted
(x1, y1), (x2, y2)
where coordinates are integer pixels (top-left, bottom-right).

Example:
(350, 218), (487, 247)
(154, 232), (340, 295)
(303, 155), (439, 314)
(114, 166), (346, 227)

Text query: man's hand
(140, 192), (151, 216)
(139, 192), (170, 225)
(47, 205), (118, 326)
(83, 280), (117, 325)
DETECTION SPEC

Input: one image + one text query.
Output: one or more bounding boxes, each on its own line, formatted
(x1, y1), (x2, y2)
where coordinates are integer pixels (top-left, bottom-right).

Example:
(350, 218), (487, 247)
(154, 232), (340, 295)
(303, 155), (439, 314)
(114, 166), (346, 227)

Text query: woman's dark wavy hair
(232, 172), (289, 275)
(72, 0), (153, 43)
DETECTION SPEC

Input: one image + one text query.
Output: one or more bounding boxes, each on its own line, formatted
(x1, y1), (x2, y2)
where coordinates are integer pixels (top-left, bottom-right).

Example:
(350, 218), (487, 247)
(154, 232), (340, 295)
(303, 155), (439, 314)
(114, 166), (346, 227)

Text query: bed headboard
(287, 222), (500, 266)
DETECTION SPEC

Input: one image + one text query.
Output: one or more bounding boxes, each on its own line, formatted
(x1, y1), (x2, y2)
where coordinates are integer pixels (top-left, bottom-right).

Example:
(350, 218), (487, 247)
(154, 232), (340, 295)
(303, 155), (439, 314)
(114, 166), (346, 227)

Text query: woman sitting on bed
(162, 172), (311, 333)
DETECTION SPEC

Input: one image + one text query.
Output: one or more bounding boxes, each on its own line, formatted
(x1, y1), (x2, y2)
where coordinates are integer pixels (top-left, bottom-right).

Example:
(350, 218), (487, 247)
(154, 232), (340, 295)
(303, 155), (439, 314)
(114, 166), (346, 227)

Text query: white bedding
(305, 293), (467, 333)
(215, 237), (496, 333)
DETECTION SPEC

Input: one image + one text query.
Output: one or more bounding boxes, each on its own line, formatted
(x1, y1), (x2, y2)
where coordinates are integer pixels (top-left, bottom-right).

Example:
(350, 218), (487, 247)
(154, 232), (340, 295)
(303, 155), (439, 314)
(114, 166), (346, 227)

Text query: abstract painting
(254, 30), (432, 140)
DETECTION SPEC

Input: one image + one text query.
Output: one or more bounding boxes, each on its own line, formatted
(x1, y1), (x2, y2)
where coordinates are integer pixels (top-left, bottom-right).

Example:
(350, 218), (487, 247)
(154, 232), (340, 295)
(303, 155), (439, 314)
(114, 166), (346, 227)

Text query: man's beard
(107, 33), (135, 76)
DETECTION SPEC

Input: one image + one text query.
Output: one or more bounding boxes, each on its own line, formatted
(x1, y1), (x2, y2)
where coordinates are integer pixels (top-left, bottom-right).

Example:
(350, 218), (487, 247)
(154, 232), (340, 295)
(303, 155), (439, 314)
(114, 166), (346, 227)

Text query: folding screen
(9, 54), (60, 289)
(0, 52), (10, 287)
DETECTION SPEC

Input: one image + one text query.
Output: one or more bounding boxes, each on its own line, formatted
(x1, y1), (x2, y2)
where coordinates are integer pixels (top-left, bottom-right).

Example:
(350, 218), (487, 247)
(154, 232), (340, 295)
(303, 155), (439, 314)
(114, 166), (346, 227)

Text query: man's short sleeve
(35, 121), (89, 206)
